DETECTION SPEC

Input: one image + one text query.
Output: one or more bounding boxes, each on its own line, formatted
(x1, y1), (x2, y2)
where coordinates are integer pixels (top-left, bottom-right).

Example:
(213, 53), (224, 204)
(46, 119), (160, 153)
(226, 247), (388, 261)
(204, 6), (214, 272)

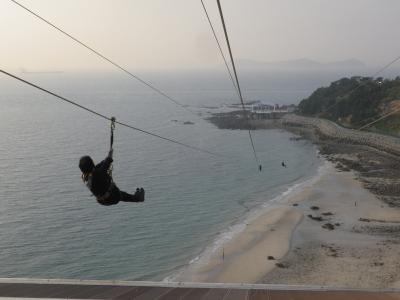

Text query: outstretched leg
(120, 188), (145, 203)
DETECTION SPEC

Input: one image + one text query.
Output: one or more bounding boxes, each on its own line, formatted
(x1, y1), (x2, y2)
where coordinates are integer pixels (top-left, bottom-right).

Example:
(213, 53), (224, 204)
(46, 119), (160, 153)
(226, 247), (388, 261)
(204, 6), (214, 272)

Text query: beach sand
(178, 162), (400, 288)
(178, 205), (302, 283)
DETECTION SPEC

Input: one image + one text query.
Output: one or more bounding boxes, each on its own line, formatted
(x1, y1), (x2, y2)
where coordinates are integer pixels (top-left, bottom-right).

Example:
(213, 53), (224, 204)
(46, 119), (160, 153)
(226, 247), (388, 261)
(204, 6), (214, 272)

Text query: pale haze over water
(1, 0), (400, 282)
(2, 0), (400, 71)
(0, 72), (324, 280)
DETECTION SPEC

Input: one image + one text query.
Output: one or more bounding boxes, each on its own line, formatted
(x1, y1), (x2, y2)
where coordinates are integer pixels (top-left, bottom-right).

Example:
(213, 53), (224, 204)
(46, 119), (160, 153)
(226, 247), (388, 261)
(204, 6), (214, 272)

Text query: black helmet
(79, 156), (94, 173)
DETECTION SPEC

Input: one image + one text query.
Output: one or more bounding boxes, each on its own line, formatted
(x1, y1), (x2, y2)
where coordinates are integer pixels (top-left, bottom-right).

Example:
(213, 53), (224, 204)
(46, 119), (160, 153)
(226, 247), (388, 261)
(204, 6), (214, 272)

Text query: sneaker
(134, 187), (145, 202)
(139, 188), (145, 202)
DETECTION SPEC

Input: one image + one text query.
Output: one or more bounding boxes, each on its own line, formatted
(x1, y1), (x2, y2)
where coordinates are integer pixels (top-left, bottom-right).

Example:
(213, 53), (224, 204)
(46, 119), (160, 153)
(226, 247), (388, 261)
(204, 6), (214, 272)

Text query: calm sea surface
(0, 70), (340, 280)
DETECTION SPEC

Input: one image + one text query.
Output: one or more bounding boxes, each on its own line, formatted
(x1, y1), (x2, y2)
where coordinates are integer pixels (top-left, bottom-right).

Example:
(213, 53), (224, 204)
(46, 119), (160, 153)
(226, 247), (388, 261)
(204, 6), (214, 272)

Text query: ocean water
(0, 70), (327, 280)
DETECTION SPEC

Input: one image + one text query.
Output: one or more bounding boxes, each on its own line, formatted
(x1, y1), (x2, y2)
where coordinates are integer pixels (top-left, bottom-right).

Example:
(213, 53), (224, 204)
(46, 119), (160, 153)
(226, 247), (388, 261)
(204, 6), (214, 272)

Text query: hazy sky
(2, 0), (400, 71)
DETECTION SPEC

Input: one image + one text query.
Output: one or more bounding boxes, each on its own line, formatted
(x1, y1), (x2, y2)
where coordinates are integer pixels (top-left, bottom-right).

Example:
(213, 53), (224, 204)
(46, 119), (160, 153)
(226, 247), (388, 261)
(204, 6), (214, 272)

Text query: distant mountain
(235, 58), (366, 70)
(325, 59), (366, 69)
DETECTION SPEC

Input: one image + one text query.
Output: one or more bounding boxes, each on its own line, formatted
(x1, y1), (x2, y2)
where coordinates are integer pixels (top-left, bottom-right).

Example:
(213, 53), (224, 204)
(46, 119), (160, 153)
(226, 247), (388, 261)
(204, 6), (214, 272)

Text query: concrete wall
(281, 115), (400, 156)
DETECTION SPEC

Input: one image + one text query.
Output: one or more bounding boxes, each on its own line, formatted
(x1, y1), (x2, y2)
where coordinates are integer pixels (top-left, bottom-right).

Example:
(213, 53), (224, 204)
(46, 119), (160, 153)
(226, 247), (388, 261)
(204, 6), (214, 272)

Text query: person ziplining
(0, 69), (235, 206)
(79, 117), (145, 206)
(7, 0), (264, 173)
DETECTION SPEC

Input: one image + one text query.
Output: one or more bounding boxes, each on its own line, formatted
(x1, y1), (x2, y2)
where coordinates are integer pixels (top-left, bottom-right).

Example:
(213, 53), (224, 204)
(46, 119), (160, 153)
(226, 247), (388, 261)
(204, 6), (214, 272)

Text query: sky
(2, 0), (400, 71)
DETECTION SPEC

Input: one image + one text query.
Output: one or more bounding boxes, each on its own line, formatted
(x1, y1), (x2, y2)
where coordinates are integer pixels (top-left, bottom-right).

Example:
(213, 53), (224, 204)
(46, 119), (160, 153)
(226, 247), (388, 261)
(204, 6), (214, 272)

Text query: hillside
(298, 76), (400, 136)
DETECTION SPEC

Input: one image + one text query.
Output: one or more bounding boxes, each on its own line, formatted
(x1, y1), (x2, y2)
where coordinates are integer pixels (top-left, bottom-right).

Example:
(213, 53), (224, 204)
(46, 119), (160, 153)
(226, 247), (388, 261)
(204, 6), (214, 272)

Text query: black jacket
(86, 155), (120, 206)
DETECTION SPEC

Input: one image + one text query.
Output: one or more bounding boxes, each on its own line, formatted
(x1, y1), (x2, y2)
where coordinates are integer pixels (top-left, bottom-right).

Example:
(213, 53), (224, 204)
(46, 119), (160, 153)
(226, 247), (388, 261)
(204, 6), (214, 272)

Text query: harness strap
(110, 116), (115, 152)
(108, 117), (116, 176)
(96, 182), (116, 202)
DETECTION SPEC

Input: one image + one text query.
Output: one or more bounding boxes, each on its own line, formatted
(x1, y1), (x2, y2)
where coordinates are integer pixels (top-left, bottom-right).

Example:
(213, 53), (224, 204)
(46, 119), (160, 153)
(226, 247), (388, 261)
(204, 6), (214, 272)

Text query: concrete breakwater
(207, 111), (400, 205)
(281, 114), (400, 156)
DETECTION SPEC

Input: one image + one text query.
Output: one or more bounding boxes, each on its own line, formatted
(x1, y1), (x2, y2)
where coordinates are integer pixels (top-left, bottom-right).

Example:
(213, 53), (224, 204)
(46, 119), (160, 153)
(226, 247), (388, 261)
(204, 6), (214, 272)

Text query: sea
(0, 69), (361, 280)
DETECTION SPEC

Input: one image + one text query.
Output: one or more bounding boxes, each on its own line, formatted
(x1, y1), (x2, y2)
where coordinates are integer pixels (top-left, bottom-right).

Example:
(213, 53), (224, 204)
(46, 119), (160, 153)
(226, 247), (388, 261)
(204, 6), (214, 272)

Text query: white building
(250, 103), (292, 119)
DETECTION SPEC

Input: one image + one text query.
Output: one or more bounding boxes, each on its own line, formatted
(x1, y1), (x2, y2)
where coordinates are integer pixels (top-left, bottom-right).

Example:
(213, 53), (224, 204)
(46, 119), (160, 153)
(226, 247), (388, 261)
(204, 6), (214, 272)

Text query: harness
(108, 116), (116, 177)
(85, 171), (116, 202)
(98, 116), (117, 201)
(84, 117), (117, 201)
(96, 182), (116, 202)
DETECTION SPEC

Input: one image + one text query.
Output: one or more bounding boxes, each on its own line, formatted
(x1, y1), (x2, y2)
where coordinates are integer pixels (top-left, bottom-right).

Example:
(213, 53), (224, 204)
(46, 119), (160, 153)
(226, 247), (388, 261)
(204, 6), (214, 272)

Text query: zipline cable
(201, 0), (400, 130)
(0, 69), (226, 158)
(215, 0), (261, 170)
(357, 106), (400, 131)
(314, 54), (400, 130)
(320, 54), (400, 116)
(200, 0), (238, 96)
(9, 0), (197, 116)
(372, 55), (400, 80)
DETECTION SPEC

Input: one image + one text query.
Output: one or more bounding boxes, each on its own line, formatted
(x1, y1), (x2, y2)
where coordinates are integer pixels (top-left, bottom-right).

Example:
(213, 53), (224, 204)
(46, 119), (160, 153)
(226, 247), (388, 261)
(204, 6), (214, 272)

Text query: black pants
(97, 185), (143, 206)
(120, 191), (143, 202)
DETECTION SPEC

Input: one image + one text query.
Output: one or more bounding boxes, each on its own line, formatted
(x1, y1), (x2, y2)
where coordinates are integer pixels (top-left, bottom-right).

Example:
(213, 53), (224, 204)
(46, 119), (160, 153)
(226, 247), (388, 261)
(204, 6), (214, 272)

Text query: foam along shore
(178, 205), (302, 283)
(176, 165), (322, 283)
(178, 162), (400, 287)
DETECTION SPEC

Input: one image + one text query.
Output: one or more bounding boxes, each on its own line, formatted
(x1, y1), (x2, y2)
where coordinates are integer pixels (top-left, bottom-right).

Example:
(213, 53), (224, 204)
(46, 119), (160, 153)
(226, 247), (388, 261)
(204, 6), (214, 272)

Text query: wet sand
(201, 112), (400, 286)
(261, 164), (400, 288)
(179, 205), (302, 283)
(179, 163), (400, 287)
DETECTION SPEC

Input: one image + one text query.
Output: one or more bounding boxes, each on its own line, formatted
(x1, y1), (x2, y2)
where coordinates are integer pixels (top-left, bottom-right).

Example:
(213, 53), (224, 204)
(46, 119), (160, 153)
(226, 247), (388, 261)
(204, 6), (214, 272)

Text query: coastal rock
(322, 223), (335, 230)
(359, 218), (371, 222)
(322, 212), (334, 216)
(275, 262), (288, 268)
(308, 214), (323, 221)
(336, 162), (350, 172)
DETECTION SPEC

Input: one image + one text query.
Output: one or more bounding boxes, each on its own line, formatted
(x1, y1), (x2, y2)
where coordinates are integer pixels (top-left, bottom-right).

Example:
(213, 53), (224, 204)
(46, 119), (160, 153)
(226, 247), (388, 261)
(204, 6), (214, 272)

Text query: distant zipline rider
(79, 117), (145, 206)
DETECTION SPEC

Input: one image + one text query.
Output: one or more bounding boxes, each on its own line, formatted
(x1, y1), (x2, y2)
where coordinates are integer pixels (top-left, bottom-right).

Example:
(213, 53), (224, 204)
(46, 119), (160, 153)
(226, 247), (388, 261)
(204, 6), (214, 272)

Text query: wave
(164, 158), (330, 282)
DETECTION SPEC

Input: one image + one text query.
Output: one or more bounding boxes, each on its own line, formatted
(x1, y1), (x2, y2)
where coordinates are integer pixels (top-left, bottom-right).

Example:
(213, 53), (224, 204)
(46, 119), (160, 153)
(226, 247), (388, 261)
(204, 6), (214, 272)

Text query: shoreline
(177, 160), (400, 287)
(174, 160), (329, 283)
(261, 163), (400, 288)
(173, 113), (400, 287)
(207, 112), (400, 206)
(176, 206), (302, 283)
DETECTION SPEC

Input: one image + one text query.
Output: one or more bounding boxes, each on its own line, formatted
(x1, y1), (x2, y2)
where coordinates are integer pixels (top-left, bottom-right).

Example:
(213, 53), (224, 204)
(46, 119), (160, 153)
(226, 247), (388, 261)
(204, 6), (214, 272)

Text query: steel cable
(215, 0), (261, 169)
(0, 69), (226, 158)
(10, 0), (198, 116)
(200, 0), (238, 96)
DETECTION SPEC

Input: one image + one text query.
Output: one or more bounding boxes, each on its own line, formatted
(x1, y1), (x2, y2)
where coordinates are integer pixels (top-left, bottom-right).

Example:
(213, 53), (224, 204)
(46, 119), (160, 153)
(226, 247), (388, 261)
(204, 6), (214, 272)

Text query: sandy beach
(178, 204), (303, 283)
(178, 161), (400, 287)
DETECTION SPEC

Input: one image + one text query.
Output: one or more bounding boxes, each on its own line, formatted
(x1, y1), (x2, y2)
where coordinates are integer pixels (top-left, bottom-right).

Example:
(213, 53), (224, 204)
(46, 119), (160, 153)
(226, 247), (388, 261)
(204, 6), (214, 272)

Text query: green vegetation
(298, 76), (400, 135)
(372, 114), (400, 136)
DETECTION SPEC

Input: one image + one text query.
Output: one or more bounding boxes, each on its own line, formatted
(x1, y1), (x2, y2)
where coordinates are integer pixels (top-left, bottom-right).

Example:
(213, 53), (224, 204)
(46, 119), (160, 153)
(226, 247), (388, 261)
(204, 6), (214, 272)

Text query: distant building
(250, 103), (295, 119)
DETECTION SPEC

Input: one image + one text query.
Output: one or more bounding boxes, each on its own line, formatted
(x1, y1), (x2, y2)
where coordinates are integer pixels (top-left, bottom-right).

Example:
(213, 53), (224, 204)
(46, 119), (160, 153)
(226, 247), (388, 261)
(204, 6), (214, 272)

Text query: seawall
(281, 114), (400, 156)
